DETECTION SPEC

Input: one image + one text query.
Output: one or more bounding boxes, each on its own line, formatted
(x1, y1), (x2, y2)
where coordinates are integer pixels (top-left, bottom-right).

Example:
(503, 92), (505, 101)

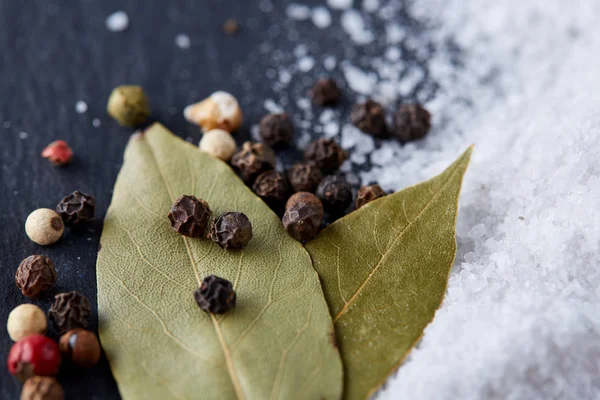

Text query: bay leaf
(96, 123), (342, 400)
(305, 147), (472, 400)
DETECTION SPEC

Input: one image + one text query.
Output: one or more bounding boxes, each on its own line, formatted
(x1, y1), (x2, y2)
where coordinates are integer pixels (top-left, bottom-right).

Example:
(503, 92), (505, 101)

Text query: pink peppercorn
(41, 140), (73, 166)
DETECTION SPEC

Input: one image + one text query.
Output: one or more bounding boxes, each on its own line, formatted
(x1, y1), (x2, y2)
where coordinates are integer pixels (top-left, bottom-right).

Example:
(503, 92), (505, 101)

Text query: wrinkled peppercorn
(311, 78), (342, 106)
(168, 195), (211, 238)
(259, 113), (294, 147)
(351, 99), (388, 137)
(21, 376), (64, 400)
(59, 329), (101, 368)
(282, 192), (324, 242)
(210, 212), (253, 250)
(304, 139), (347, 175)
(392, 104), (431, 143)
(252, 170), (291, 209)
(194, 275), (236, 314)
(355, 184), (386, 209)
(56, 191), (96, 227)
(287, 162), (323, 193)
(317, 175), (353, 216)
(16, 255), (57, 299)
(231, 142), (277, 183)
(48, 291), (90, 334)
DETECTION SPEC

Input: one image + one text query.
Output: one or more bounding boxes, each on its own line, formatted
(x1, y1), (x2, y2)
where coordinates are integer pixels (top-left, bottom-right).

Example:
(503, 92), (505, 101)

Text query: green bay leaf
(96, 123), (342, 400)
(305, 147), (472, 400)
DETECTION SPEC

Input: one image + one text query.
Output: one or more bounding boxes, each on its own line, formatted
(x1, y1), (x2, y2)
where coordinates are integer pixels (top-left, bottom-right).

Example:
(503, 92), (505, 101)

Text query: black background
(0, 1), (439, 398)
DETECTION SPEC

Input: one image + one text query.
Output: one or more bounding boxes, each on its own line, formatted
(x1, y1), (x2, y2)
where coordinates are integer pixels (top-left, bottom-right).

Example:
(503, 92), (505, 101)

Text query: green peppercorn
(107, 85), (151, 127)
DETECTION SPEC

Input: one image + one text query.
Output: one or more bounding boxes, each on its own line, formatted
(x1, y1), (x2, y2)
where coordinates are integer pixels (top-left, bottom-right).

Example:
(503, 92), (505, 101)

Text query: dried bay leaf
(96, 123), (342, 400)
(305, 147), (472, 400)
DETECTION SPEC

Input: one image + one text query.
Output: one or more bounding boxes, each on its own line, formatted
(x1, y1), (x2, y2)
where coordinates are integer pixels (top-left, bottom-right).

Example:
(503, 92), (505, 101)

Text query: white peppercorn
(25, 209), (64, 245)
(199, 129), (236, 161)
(184, 91), (243, 132)
(7, 304), (47, 341)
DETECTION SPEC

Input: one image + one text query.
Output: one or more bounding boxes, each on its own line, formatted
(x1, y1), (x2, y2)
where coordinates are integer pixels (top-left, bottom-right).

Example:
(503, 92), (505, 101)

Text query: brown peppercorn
(59, 329), (101, 368)
(392, 104), (431, 143)
(210, 212), (253, 250)
(356, 184), (386, 209)
(259, 113), (294, 147)
(21, 376), (64, 400)
(168, 195), (211, 238)
(48, 291), (90, 334)
(316, 175), (353, 216)
(194, 275), (236, 314)
(311, 78), (342, 106)
(351, 99), (389, 138)
(282, 192), (324, 242)
(16, 255), (57, 299)
(252, 170), (291, 209)
(287, 162), (323, 193)
(231, 142), (276, 183)
(56, 191), (96, 227)
(304, 138), (347, 175)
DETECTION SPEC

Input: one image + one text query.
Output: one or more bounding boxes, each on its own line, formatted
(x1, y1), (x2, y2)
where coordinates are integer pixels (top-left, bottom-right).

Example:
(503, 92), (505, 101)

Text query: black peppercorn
(49, 291), (91, 334)
(311, 78), (342, 106)
(259, 113), (294, 147)
(392, 104), (431, 143)
(282, 192), (324, 242)
(350, 99), (388, 138)
(15, 255), (57, 299)
(168, 195), (211, 238)
(287, 162), (323, 193)
(304, 139), (347, 175)
(194, 275), (236, 314)
(356, 184), (386, 209)
(252, 170), (291, 209)
(56, 191), (96, 227)
(316, 175), (353, 216)
(231, 142), (277, 183)
(210, 212), (253, 250)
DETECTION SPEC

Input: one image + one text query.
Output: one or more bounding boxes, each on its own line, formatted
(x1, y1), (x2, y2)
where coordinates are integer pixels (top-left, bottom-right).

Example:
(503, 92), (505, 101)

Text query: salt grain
(342, 63), (378, 94)
(106, 11), (129, 32)
(286, 3), (311, 21)
(174, 34), (191, 49)
(297, 56), (315, 72)
(311, 7), (332, 29)
(263, 99), (283, 113)
(92, 118), (101, 128)
(327, 0), (353, 10)
(75, 101), (87, 114)
(341, 9), (374, 45)
(324, 55), (337, 70)
(18, 132), (28, 140)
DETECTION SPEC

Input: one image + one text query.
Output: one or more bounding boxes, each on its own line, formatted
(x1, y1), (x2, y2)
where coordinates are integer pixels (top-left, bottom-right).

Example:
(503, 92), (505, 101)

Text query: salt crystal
(324, 55), (337, 70)
(342, 63), (378, 94)
(174, 34), (191, 49)
(296, 98), (311, 110)
(286, 3), (311, 21)
(263, 99), (283, 113)
(278, 69), (292, 85)
(311, 7), (332, 29)
(250, 124), (261, 141)
(18, 132), (28, 140)
(259, 0), (274, 13)
(319, 109), (335, 124)
(327, 0), (353, 10)
(92, 118), (101, 128)
(323, 122), (340, 137)
(341, 9), (374, 45)
(3, 121), (10, 128)
(75, 101), (87, 114)
(297, 56), (315, 72)
(106, 11), (129, 32)
(362, 0), (380, 12)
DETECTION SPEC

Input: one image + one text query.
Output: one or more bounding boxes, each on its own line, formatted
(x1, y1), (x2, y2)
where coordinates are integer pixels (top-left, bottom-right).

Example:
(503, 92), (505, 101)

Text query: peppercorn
(25, 209), (64, 246)
(304, 138), (347, 175)
(41, 140), (73, 166)
(231, 142), (276, 183)
(21, 376), (64, 400)
(7, 304), (47, 341)
(355, 184), (386, 209)
(194, 275), (236, 314)
(184, 91), (243, 133)
(287, 162), (323, 193)
(48, 291), (90, 334)
(252, 170), (291, 209)
(56, 191), (96, 227)
(259, 113), (294, 147)
(311, 78), (342, 106)
(223, 18), (239, 35)
(168, 195), (211, 238)
(210, 212), (253, 250)
(8, 335), (60, 382)
(107, 85), (151, 127)
(282, 192), (324, 242)
(199, 129), (237, 161)
(16, 255), (57, 299)
(392, 104), (431, 143)
(59, 329), (101, 368)
(350, 99), (389, 137)
(316, 175), (353, 216)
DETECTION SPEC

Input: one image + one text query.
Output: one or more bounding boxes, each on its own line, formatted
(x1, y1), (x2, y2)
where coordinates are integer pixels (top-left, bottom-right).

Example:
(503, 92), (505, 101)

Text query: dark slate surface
(0, 1), (442, 398)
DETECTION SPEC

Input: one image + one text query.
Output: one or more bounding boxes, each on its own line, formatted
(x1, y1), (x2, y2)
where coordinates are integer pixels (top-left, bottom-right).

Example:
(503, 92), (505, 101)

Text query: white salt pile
(105, 11), (129, 32)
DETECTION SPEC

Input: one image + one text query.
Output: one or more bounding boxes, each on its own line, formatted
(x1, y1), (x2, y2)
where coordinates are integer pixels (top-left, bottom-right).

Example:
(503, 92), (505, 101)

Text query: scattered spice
(20, 376), (64, 400)
(59, 329), (101, 368)
(107, 85), (150, 127)
(184, 91), (243, 133)
(8, 335), (60, 382)
(25, 209), (64, 246)
(316, 175), (353, 216)
(223, 18), (239, 35)
(392, 104), (431, 143)
(7, 304), (47, 342)
(199, 129), (237, 161)
(194, 275), (236, 314)
(48, 291), (91, 334)
(56, 191), (96, 227)
(304, 138), (347, 174)
(311, 78), (342, 106)
(259, 113), (294, 147)
(16, 255), (57, 299)
(231, 142), (276, 183)
(355, 184), (386, 209)
(210, 212), (253, 250)
(41, 140), (73, 166)
(287, 162), (323, 193)
(282, 192), (324, 242)
(168, 195), (211, 238)
(252, 170), (291, 209)
(350, 99), (388, 137)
